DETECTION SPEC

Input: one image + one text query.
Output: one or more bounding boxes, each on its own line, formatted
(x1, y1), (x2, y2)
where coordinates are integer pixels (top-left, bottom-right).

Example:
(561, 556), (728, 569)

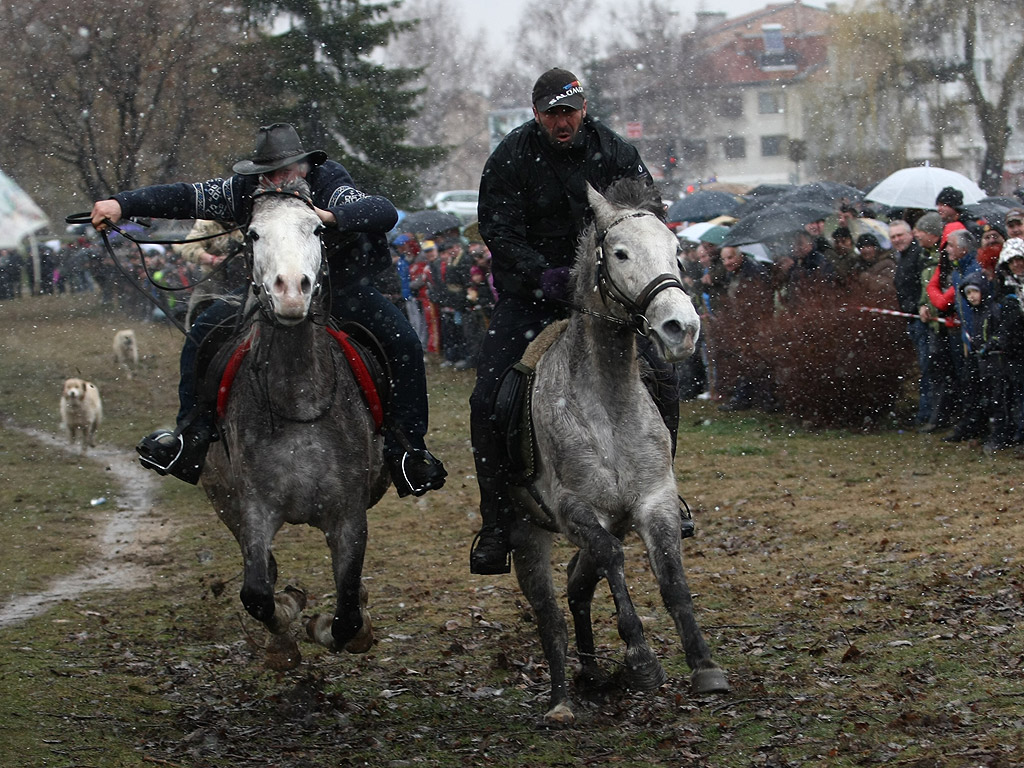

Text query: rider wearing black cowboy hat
(90, 123), (447, 497)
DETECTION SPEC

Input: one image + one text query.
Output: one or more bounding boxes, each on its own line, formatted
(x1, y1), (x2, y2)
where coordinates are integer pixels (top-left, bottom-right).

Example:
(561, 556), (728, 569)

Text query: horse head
(248, 178), (324, 325)
(585, 182), (701, 362)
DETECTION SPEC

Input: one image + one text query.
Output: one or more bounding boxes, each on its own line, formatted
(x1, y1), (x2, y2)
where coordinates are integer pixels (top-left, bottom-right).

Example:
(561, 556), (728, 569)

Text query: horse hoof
(343, 615), (373, 653)
(264, 633), (302, 671)
(544, 703), (575, 725)
(691, 667), (730, 695)
(622, 649), (667, 691)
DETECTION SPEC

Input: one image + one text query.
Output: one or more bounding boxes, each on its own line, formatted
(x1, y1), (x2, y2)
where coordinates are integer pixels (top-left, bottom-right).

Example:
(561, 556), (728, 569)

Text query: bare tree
(384, 0), (492, 195)
(883, 0), (1024, 192)
(0, 0), (241, 215)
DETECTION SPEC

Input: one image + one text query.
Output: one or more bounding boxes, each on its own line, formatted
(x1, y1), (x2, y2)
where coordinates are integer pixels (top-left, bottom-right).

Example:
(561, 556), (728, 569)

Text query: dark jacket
(893, 238), (925, 314)
(112, 160), (397, 284)
(478, 116), (652, 302)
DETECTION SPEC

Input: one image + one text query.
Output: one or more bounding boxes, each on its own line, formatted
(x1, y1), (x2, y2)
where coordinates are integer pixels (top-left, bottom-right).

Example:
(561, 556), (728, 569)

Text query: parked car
(429, 190), (479, 223)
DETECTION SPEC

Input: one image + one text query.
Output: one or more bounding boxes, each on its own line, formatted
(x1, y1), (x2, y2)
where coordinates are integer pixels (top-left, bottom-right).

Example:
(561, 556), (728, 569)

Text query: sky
(447, 0), (785, 44)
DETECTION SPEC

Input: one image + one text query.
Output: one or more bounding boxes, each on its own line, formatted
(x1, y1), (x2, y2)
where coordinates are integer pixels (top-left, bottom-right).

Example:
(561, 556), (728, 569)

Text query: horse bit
(592, 211), (686, 337)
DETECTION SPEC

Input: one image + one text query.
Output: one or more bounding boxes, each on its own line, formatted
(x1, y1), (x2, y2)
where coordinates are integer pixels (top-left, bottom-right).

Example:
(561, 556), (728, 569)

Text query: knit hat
(914, 212), (944, 237)
(998, 237), (1024, 265)
(856, 233), (880, 249)
(935, 186), (964, 210)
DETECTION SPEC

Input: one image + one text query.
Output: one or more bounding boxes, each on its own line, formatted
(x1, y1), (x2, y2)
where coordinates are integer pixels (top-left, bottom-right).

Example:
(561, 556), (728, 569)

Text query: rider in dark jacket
(90, 123), (446, 496)
(469, 68), (678, 574)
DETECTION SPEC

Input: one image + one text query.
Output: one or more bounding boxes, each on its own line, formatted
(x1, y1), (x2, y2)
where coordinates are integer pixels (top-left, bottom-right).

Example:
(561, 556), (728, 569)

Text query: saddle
(199, 320), (390, 432)
(492, 320), (568, 481)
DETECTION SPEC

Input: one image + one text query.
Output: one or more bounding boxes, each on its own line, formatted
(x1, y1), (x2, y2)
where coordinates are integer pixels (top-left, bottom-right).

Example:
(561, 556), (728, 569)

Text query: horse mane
(600, 178), (666, 221)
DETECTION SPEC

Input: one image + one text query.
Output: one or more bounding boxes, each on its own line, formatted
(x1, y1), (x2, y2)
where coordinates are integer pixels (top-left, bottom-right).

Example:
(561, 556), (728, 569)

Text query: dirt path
(0, 426), (169, 628)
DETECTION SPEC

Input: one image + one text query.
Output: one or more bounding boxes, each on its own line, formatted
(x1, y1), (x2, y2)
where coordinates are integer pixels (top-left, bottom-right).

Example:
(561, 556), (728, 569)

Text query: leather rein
(586, 211), (686, 337)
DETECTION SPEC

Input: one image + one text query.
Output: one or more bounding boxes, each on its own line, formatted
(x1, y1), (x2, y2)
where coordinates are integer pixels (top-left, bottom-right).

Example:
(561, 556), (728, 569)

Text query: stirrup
(388, 448), (447, 498)
(679, 496), (695, 539)
(469, 530), (511, 575)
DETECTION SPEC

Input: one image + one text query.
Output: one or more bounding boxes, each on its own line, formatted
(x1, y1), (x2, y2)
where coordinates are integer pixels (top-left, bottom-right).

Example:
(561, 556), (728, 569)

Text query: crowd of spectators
(680, 185), (1024, 452)
(376, 229), (496, 370)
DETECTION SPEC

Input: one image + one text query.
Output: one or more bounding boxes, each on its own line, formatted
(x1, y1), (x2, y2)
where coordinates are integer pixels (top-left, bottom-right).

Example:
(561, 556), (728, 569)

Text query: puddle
(0, 425), (168, 629)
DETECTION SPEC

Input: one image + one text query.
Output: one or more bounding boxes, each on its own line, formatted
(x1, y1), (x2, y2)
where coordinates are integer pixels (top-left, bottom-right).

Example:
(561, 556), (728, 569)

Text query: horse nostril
(662, 319), (683, 338)
(301, 276), (312, 295)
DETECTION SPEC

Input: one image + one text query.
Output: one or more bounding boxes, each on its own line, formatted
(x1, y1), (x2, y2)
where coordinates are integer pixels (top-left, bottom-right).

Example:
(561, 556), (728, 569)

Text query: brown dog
(60, 378), (103, 453)
(113, 329), (138, 380)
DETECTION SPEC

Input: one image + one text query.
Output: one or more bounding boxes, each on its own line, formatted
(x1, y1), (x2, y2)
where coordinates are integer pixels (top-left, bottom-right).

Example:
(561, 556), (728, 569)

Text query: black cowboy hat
(232, 123), (327, 176)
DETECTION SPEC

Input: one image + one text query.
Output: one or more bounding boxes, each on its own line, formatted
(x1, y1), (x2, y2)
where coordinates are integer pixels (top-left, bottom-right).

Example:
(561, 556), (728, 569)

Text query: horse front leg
(564, 500), (666, 692)
(511, 526), (574, 725)
(641, 509), (729, 695)
(566, 550), (605, 691)
(307, 511), (370, 653)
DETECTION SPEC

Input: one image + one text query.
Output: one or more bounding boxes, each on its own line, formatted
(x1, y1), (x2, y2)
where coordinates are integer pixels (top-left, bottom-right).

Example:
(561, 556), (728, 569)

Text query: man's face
(981, 230), (1005, 249)
(1007, 218), (1024, 239)
(945, 237), (966, 262)
(1008, 257), (1024, 276)
(804, 220), (824, 237)
(936, 203), (958, 223)
(263, 162), (308, 185)
(889, 225), (912, 252)
(533, 103), (587, 147)
(914, 229), (939, 250)
(721, 247), (743, 273)
(860, 245), (880, 263)
(834, 236), (853, 255)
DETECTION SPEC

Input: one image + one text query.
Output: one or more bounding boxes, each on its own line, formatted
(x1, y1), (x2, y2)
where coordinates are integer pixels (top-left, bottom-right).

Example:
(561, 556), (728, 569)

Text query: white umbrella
(676, 221), (719, 243)
(865, 164), (985, 209)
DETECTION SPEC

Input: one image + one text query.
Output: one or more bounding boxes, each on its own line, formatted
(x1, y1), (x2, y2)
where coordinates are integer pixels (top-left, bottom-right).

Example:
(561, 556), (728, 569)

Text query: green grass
(1, 292), (1023, 767)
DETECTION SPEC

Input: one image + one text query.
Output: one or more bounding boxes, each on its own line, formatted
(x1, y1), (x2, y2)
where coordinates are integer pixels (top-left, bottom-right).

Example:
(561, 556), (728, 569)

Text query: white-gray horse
(509, 180), (729, 724)
(201, 179), (388, 663)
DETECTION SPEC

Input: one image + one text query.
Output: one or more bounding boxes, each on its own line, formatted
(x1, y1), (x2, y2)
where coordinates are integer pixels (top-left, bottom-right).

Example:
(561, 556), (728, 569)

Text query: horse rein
(592, 211), (686, 337)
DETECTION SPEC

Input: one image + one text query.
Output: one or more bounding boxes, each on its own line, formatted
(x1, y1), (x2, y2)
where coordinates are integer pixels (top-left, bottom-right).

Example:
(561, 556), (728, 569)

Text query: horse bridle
(246, 184), (330, 326)
(592, 211), (686, 337)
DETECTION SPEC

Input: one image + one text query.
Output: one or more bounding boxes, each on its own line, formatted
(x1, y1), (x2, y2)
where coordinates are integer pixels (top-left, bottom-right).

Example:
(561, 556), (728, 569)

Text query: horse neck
(256, 318), (333, 401)
(564, 312), (640, 393)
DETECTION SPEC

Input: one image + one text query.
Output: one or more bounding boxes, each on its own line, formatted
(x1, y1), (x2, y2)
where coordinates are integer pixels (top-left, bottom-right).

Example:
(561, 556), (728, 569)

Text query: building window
(762, 24), (785, 54)
(761, 135), (787, 157)
(758, 91), (785, 114)
(723, 137), (746, 159)
(719, 94), (743, 119)
(680, 139), (709, 162)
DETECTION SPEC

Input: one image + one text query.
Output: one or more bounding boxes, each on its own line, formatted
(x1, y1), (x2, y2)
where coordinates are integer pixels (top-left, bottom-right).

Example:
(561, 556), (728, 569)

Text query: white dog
(60, 378), (103, 453)
(113, 329), (138, 380)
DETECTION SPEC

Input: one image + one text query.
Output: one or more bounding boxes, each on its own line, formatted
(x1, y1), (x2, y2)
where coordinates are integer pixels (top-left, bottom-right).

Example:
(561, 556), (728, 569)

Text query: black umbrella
(777, 181), (863, 207)
(746, 183), (796, 198)
(396, 209), (462, 237)
(721, 201), (835, 247)
(666, 190), (745, 223)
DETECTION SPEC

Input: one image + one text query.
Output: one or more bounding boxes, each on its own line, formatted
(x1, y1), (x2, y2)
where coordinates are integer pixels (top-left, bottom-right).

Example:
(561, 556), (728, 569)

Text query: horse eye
(613, 248), (629, 261)
(314, 225), (325, 237)
(248, 230), (260, 242)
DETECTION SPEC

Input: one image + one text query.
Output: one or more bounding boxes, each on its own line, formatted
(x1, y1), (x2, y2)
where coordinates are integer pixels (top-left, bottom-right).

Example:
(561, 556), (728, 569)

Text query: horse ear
(586, 183), (616, 230)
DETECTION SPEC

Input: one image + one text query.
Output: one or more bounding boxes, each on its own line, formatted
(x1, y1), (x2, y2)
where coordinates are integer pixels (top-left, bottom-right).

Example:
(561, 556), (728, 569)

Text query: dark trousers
(907, 319), (933, 423)
(468, 295), (679, 482)
(177, 280), (428, 452)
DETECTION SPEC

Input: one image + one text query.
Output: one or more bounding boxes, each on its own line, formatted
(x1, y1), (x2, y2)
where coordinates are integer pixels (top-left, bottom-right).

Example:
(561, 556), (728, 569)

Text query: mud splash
(0, 425), (168, 628)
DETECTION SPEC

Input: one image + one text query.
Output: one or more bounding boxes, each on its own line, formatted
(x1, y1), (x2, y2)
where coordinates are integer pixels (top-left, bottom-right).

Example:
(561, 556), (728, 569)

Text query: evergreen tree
(222, 0), (445, 206)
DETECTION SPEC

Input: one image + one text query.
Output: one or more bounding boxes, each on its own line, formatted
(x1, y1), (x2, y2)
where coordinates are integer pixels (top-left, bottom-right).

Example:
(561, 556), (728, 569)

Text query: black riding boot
(470, 476), (514, 574)
(137, 411), (216, 485)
